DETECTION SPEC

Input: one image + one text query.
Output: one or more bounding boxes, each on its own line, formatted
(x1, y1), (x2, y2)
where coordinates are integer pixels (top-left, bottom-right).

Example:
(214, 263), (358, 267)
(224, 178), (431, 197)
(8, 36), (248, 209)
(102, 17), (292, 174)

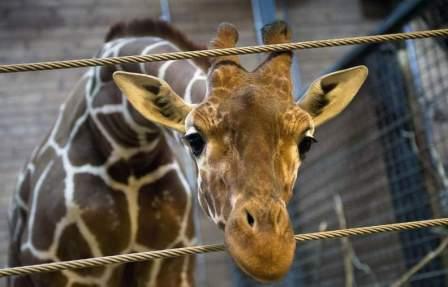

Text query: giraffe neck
(87, 37), (207, 152)
(10, 36), (205, 287)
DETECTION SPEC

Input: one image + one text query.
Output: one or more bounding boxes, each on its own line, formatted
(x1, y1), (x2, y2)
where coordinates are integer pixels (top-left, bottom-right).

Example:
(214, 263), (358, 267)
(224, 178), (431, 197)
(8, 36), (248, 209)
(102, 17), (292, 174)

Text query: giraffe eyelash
(298, 135), (317, 159)
(183, 127), (206, 157)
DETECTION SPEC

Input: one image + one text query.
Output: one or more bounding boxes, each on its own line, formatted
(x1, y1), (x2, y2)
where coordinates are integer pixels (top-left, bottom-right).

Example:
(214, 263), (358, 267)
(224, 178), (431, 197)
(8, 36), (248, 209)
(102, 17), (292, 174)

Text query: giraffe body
(9, 21), (207, 287)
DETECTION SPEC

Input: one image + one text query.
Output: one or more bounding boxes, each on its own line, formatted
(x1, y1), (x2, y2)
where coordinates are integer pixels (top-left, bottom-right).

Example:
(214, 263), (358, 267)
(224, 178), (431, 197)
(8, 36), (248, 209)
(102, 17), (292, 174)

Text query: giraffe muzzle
(224, 200), (295, 282)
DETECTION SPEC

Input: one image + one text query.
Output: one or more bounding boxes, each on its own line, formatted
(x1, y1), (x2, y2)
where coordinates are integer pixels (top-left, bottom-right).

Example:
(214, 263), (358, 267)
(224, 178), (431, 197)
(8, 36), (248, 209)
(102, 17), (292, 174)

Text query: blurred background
(1, 0), (448, 286)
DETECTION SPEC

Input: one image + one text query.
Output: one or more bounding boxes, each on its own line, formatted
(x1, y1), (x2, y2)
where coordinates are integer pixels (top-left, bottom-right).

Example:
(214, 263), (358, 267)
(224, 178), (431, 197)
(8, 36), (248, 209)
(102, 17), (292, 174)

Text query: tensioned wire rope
(0, 28), (447, 73)
(1, 218), (448, 277)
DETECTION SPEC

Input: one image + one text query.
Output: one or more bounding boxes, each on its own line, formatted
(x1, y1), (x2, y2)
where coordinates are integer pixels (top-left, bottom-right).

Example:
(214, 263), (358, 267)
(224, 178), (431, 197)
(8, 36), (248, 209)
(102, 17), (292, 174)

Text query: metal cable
(1, 217), (448, 278)
(0, 29), (447, 74)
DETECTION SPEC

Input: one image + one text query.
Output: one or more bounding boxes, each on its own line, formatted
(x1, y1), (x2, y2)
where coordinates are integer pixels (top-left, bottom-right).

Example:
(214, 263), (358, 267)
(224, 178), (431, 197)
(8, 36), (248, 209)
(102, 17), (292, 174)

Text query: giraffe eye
(299, 136), (317, 158)
(183, 132), (205, 157)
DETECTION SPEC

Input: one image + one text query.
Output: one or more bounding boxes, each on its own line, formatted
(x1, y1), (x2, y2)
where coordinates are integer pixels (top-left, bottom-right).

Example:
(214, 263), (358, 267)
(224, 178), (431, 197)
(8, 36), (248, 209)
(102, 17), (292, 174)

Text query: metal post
(251, 0), (303, 100)
(279, 0), (303, 100)
(251, 0), (276, 44)
(159, 0), (171, 22)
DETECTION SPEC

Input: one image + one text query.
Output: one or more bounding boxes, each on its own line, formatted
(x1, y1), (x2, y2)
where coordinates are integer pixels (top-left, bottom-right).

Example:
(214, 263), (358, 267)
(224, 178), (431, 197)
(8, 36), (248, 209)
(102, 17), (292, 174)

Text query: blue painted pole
(159, 0), (171, 22)
(251, 0), (277, 44)
(251, 0), (303, 100)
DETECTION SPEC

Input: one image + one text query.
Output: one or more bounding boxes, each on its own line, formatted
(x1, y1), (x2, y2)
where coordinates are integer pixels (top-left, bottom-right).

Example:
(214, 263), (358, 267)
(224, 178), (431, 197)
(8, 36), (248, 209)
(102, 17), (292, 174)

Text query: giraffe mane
(105, 18), (210, 71)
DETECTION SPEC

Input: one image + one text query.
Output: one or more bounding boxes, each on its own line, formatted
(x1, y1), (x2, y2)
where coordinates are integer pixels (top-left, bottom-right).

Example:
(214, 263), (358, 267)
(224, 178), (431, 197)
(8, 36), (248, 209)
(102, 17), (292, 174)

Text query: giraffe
(8, 19), (209, 287)
(8, 19), (368, 286)
(113, 21), (368, 283)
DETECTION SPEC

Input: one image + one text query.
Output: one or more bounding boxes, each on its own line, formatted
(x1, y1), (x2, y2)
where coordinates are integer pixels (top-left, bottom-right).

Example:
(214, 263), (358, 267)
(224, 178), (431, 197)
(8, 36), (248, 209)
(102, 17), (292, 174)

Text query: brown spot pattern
(91, 82), (123, 108)
(57, 222), (105, 277)
(31, 158), (67, 250)
(156, 246), (194, 286)
(8, 207), (27, 268)
(68, 118), (108, 166)
(136, 170), (188, 249)
(74, 173), (131, 256)
(19, 249), (69, 287)
(123, 261), (154, 286)
(18, 168), (32, 207)
(11, 27), (213, 287)
(107, 138), (174, 184)
(54, 84), (88, 148)
(163, 61), (196, 96)
(128, 101), (156, 128)
(97, 112), (141, 147)
(33, 146), (56, 172)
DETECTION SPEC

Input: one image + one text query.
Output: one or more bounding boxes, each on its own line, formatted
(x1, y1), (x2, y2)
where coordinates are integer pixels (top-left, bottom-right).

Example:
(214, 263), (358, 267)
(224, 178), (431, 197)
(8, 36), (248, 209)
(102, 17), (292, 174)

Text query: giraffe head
(113, 21), (368, 282)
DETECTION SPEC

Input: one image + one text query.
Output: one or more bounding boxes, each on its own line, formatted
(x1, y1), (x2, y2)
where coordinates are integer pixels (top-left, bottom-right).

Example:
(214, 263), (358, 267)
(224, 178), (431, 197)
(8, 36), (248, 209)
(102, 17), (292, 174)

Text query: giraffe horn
(254, 20), (293, 92)
(258, 20), (293, 70)
(209, 22), (241, 67)
(261, 20), (292, 46)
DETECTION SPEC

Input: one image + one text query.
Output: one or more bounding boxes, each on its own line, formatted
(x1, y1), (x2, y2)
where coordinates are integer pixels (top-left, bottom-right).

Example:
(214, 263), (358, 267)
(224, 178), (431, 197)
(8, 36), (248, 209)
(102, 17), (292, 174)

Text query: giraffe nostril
(275, 207), (283, 225)
(245, 210), (255, 228)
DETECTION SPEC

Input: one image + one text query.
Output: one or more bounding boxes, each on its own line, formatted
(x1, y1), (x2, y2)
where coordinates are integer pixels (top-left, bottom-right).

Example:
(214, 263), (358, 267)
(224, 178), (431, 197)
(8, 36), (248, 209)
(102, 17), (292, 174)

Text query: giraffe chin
(224, 203), (296, 282)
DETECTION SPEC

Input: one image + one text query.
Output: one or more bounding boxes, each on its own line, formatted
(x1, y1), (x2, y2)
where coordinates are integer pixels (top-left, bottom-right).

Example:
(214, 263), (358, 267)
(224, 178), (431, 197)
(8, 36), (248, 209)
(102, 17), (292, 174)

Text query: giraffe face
(187, 78), (313, 224)
(114, 21), (368, 282)
(185, 88), (310, 282)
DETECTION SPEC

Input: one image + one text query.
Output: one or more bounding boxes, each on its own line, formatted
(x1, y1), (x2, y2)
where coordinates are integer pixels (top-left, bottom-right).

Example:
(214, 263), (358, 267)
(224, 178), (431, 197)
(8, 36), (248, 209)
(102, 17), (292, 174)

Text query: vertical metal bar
(251, 0), (277, 44)
(251, 0), (303, 99)
(279, 0), (303, 100)
(159, 0), (171, 22)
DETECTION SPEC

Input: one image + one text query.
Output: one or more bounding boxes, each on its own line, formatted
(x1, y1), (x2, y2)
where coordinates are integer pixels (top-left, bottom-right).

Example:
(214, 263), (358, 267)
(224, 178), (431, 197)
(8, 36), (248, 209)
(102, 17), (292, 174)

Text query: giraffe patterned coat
(8, 19), (208, 287)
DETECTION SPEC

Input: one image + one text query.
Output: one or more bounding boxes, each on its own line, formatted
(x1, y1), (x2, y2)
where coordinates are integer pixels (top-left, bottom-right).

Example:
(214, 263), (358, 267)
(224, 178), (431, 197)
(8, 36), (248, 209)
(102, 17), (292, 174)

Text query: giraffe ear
(298, 65), (368, 127)
(113, 71), (192, 133)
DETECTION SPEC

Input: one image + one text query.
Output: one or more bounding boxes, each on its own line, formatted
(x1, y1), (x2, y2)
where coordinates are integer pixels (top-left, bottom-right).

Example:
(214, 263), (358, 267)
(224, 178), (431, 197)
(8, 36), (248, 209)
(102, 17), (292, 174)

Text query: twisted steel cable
(1, 217), (448, 278)
(0, 29), (447, 73)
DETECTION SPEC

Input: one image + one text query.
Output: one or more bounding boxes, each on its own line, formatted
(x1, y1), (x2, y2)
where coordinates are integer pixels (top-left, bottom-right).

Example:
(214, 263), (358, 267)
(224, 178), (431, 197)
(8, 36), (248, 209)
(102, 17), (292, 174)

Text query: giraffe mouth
(224, 201), (296, 282)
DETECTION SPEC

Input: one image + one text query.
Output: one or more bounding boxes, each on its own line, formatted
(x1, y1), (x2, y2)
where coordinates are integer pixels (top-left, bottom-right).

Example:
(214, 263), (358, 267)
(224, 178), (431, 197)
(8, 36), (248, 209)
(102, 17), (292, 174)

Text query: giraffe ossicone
(114, 20), (368, 282)
(8, 18), (367, 286)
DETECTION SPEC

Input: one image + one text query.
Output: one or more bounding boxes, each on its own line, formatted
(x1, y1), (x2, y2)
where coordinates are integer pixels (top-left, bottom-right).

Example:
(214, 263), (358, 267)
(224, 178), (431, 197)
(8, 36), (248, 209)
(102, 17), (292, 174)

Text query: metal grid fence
(294, 1), (448, 286)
